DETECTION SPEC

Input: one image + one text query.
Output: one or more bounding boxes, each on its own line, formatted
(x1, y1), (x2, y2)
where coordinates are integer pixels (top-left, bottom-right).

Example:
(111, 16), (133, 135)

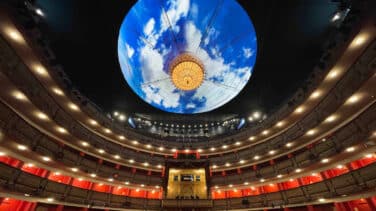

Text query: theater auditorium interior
(0, 0), (376, 210)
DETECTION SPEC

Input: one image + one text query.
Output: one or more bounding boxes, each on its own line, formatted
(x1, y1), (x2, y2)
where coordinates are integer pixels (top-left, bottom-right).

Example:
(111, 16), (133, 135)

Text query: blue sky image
(118, 0), (257, 114)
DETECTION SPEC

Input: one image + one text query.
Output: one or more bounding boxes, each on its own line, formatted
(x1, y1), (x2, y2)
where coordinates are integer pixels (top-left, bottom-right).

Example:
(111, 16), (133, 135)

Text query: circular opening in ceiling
(118, 0), (257, 114)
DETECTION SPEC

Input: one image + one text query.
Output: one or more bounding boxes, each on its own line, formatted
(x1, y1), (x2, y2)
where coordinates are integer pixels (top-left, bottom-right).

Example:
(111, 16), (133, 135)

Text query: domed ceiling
(118, 0), (257, 114)
(32, 0), (339, 116)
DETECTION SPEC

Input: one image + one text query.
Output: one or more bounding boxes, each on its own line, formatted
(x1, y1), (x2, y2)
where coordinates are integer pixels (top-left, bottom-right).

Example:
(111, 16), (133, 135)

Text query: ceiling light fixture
(56, 127), (67, 134)
(12, 91), (27, 101)
(42, 156), (51, 162)
(33, 65), (48, 77)
(276, 121), (284, 127)
(35, 111), (49, 120)
(52, 87), (64, 96)
(89, 119), (98, 126)
(345, 147), (355, 152)
(81, 142), (89, 147)
(6, 29), (23, 43)
(294, 106), (304, 114)
(321, 158), (329, 163)
(17, 145), (27, 151)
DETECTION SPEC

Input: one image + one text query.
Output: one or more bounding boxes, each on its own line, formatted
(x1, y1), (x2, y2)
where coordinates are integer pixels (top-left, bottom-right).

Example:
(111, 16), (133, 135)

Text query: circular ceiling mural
(118, 0), (257, 114)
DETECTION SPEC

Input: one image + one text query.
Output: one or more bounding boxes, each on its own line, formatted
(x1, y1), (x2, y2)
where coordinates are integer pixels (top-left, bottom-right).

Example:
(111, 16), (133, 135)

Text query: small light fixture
(294, 106), (304, 114)
(347, 94), (361, 104)
(277, 174), (283, 178)
(71, 168), (78, 172)
(249, 136), (255, 141)
(12, 91), (27, 101)
(46, 198), (54, 202)
(90, 173), (96, 178)
(32, 66), (48, 78)
(286, 142), (293, 148)
(89, 119), (98, 126)
(6, 29), (23, 43)
(159, 146), (164, 151)
(129, 159), (134, 163)
(35, 111), (49, 120)
(352, 34), (367, 47)
(260, 178), (265, 182)
(52, 87), (64, 96)
(17, 144), (28, 151)
(56, 127), (67, 134)
(235, 142), (241, 146)
(269, 150), (276, 155)
(325, 115), (337, 123)
(276, 121), (284, 127)
(143, 162), (149, 166)
(81, 142), (89, 147)
(345, 147), (355, 152)
(118, 135), (125, 140)
(262, 130), (269, 135)
(118, 114), (126, 121)
(321, 158), (329, 163)
(98, 149), (105, 154)
(239, 160), (245, 164)
(365, 154), (373, 158)
(295, 168), (302, 173)
(42, 156), (51, 162)
(114, 155), (121, 160)
(35, 8), (45, 17)
(306, 129), (315, 136)
(210, 147), (216, 151)
(310, 90), (321, 99)
(254, 155), (260, 160)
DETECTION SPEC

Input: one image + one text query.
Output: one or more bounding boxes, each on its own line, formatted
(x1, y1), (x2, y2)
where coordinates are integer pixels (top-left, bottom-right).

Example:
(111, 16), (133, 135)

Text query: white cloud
(139, 46), (180, 108)
(243, 48), (254, 59)
(186, 103), (196, 109)
(126, 43), (134, 58)
(160, 0), (190, 34)
(183, 19), (252, 112)
(144, 18), (155, 35)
